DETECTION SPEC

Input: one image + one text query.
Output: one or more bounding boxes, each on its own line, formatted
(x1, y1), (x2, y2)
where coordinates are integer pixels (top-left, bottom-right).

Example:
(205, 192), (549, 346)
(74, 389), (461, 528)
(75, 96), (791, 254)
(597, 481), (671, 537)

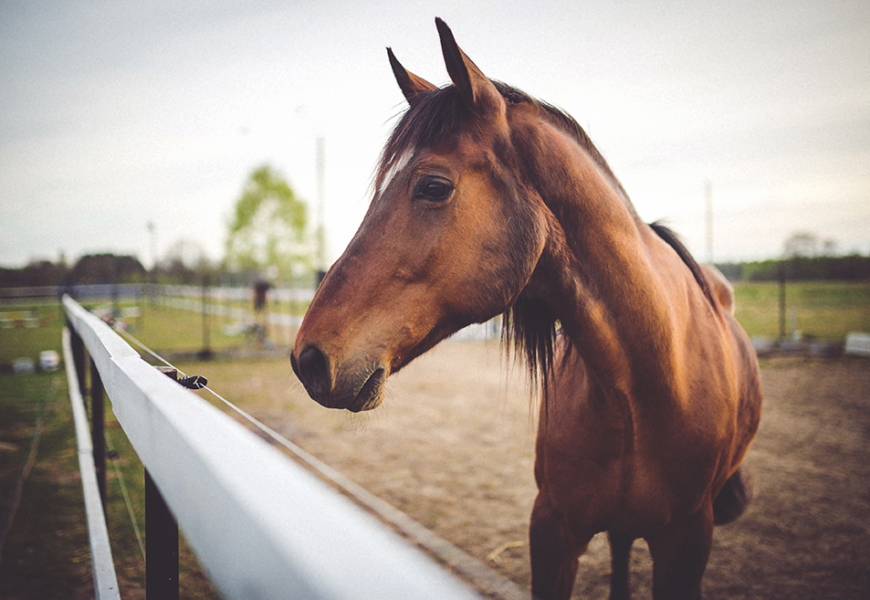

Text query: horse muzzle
(290, 345), (388, 412)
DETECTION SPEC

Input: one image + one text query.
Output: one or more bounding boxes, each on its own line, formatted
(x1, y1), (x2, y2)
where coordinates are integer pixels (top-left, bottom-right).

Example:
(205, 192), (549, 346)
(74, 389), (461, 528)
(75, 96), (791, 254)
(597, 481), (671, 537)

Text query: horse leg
(529, 498), (591, 600)
(608, 531), (634, 600)
(646, 506), (714, 600)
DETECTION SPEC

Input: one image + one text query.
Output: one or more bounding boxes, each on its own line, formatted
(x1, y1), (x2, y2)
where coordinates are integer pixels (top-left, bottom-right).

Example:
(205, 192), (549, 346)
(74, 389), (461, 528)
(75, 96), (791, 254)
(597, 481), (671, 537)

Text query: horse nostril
(294, 345), (331, 397)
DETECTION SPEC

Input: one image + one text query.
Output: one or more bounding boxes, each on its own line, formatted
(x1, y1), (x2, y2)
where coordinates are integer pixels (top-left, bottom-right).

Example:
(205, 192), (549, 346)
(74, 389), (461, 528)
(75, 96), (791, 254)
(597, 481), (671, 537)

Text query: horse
(291, 18), (762, 600)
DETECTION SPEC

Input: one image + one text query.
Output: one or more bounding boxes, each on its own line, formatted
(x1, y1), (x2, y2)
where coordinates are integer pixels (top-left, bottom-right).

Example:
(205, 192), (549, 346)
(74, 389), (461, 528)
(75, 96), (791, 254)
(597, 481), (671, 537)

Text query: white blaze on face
(377, 148), (414, 197)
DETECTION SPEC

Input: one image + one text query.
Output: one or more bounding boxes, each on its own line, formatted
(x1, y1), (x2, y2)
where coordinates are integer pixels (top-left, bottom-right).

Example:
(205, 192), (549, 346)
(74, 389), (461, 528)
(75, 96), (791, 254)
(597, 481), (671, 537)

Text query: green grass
(0, 372), (92, 598)
(0, 305), (222, 597)
(0, 372), (220, 598)
(130, 305), (244, 354)
(0, 301), (283, 366)
(732, 281), (870, 340)
(0, 298), (286, 597)
(0, 303), (65, 366)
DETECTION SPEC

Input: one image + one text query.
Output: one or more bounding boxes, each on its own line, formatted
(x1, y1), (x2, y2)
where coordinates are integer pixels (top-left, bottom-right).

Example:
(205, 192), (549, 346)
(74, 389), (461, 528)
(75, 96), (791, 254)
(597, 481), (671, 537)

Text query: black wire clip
(178, 374), (208, 390)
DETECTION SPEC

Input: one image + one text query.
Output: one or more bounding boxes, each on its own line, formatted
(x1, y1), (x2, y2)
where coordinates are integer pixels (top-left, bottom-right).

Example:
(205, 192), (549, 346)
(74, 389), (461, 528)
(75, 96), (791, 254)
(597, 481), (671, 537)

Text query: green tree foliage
(224, 165), (312, 282)
(0, 260), (67, 288)
(160, 239), (213, 285)
(69, 254), (146, 284)
(0, 254), (144, 288)
(715, 255), (870, 282)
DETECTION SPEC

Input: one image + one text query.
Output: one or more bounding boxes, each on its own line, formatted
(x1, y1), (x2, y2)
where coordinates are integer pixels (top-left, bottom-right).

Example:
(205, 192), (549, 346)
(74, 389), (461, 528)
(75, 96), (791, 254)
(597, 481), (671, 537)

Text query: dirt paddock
(204, 342), (870, 599)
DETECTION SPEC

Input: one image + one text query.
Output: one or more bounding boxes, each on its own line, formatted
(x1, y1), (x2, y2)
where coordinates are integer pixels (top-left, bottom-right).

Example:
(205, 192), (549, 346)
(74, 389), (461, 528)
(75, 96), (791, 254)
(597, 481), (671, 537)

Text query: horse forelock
(376, 86), (470, 192)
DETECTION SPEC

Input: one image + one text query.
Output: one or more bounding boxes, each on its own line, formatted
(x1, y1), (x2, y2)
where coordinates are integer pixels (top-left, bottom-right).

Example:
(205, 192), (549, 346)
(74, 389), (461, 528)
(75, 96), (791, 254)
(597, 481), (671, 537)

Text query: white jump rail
(845, 332), (870, 357)
(62, 295), (483, 600)
(62, 327), (121, 600)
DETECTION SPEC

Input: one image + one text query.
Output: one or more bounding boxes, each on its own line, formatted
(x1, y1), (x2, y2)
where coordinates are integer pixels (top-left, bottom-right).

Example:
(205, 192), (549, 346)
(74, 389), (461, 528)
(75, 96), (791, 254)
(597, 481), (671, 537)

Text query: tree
(162, 238), (211, 284)
(69, 254), (146, 284)
(0, 259), (68, 288)
(783, 231), (819, 258)
(224, 165), (312, 282)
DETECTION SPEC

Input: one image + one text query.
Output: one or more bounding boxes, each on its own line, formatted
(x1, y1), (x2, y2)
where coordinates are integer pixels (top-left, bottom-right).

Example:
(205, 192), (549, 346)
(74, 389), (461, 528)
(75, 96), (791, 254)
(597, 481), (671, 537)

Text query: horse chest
(535, 379), (716, 532)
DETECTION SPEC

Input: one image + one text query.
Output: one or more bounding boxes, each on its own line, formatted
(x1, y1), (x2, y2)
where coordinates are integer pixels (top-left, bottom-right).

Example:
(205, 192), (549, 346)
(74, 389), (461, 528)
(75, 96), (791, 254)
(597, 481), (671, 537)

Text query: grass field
(0, 373), (91, 597)
(732, 280), (870, 340)
(0, 300), (275, 366)
(0, 370), (219, 598)
(0, 302), (226, 597)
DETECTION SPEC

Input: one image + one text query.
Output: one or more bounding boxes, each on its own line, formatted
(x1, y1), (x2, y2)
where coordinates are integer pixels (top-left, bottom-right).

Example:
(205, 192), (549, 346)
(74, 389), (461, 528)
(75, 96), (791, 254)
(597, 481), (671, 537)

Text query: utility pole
(148, 221), (157, 306)
(315, 136), (327, 286)
(704, 179), (714, 264)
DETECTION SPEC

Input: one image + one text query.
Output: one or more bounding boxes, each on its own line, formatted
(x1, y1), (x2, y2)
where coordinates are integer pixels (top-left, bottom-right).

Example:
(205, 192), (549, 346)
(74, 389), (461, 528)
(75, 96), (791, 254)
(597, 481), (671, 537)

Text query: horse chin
(347, 367), (387, 413)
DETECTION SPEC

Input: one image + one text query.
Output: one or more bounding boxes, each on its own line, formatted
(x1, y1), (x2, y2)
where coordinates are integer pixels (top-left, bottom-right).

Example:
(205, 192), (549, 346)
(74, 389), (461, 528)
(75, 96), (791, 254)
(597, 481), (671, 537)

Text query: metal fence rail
(62, 295), (483, 600)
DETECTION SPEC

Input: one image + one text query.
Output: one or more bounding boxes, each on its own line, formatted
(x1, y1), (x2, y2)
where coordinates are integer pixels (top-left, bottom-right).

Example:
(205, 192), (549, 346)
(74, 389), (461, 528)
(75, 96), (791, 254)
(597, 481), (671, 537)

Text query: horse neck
(517, 120), (683, 399)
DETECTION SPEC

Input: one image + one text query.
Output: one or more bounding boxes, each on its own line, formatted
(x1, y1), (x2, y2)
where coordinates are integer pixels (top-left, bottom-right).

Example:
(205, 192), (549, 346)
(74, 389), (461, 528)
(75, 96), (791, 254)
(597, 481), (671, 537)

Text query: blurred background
(1, 2), (869, 598)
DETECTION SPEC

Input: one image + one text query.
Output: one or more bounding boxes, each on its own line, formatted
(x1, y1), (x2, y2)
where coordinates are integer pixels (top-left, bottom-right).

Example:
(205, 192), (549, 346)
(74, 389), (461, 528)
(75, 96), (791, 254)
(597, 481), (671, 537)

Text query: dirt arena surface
(204, 342), (870, 599)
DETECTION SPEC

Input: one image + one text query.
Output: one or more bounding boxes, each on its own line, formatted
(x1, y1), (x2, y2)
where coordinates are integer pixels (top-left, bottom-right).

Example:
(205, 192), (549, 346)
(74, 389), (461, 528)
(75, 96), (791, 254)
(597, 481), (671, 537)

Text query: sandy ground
(203, 342), (870, 599)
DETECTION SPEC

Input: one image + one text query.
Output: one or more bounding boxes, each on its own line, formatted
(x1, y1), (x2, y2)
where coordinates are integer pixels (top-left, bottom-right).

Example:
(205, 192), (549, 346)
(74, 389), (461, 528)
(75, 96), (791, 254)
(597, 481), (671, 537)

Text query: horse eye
(414, 177), (453, 202)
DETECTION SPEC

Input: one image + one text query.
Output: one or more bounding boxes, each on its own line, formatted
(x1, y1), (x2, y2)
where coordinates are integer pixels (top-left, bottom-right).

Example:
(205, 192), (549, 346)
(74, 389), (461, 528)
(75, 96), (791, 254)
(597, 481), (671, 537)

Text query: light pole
(148, 221), (157, 305)
(315, 136), (327, 287)
(705, 179), (714, 265)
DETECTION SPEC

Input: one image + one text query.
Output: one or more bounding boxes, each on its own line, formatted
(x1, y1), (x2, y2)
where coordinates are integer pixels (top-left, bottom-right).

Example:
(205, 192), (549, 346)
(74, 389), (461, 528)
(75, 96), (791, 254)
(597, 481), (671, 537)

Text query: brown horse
(292, 19), (762, 600)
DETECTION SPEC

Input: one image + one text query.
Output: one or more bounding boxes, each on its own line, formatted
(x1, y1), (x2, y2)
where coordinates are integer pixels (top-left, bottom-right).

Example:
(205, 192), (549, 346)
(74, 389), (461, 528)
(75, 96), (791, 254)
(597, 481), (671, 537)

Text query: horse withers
(291, 19), (762, 600)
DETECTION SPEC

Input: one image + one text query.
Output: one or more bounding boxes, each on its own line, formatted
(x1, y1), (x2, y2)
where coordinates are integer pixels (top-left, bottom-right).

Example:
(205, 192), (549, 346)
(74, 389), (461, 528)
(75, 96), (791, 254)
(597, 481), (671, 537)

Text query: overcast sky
(1, 0), (868, 270)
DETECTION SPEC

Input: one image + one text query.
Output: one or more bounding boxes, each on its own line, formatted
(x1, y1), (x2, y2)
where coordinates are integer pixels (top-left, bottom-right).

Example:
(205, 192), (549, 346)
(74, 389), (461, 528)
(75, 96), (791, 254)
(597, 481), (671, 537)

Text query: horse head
(291, 19), (550, 411)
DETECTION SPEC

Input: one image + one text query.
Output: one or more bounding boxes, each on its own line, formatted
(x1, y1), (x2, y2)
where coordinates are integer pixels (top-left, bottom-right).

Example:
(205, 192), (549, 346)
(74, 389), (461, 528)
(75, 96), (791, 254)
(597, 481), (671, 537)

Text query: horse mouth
(347, 367), (387, 412)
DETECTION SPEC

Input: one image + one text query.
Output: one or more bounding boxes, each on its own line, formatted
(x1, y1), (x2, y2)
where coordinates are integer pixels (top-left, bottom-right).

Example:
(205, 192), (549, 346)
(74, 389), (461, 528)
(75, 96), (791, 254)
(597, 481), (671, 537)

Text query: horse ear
(388, 47), (436, 106)
(435, 18), (504, 116)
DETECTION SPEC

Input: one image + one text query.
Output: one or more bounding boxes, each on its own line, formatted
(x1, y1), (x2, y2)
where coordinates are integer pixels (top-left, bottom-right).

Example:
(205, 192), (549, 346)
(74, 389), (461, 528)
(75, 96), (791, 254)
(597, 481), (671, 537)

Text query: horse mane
(491, 82), (633, 208)
(378, 81), (716, 388)
(501, 295), (559, 394)
(377, 80), (631, 205)
(648, 222), (717, 308)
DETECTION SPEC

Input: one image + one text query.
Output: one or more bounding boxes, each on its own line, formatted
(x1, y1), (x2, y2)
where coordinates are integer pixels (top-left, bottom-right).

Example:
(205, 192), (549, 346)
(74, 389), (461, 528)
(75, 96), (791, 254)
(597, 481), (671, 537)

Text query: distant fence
(3, 284), (500, 341)
(1, 283), (316, 305)
(156, 284), (314, 331)
(0, 284), (146, 304)
(0, 283), (315, 304)
(154, 285), (500, 342)
(62, 294), (486, 599)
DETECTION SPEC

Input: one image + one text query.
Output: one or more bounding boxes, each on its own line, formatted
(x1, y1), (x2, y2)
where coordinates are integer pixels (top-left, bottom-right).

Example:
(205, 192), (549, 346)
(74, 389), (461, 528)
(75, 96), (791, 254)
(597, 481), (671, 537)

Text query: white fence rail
(845, 332), (870, 357)
(158, 284), (315, 304)
(155, 285), (500, 342)
(63, 295), (483, 600)
(157, 293), (306, 329)
(62, 327), (121, 600)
